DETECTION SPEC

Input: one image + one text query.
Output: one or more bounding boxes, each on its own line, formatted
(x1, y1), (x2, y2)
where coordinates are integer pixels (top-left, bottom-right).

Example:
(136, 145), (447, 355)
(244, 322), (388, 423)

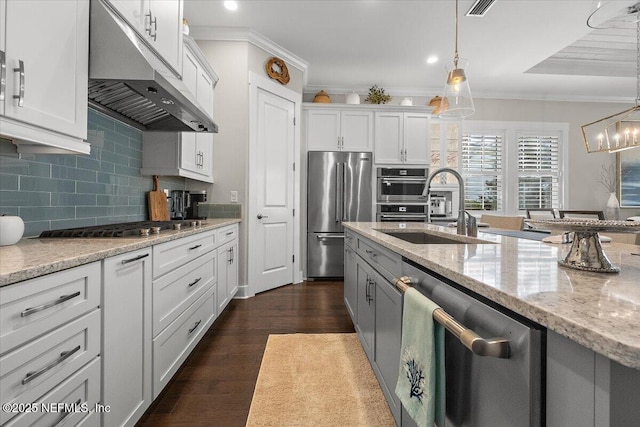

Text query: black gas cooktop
(38, 220), (198, 238)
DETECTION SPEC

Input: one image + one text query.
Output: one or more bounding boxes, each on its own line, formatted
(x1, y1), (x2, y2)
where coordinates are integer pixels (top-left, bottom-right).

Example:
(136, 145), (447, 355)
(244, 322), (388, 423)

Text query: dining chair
(525, 208), (557, 220)
(558, 210), (605, 220)
(480, 214), (525, 231)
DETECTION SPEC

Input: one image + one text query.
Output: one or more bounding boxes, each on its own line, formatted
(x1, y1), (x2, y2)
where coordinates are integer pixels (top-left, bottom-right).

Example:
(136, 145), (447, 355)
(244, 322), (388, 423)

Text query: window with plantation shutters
(517, 133), (560, 210)
(461, 121), (566, 214)
(461, 133), (503, 211)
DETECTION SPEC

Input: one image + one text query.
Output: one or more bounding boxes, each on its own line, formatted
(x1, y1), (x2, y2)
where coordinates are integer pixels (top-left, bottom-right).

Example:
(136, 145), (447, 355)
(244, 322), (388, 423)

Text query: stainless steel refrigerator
(307, 151), (373, 277)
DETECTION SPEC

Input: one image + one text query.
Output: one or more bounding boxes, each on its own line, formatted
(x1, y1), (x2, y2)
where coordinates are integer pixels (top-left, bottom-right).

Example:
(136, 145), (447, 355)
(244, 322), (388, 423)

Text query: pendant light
(439, 0), (475, 119)
(582, 4), (640, 154)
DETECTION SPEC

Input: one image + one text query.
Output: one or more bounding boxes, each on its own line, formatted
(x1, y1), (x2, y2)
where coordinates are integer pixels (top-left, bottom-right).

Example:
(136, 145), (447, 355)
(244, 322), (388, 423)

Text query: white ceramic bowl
(0, 215), (25, 246)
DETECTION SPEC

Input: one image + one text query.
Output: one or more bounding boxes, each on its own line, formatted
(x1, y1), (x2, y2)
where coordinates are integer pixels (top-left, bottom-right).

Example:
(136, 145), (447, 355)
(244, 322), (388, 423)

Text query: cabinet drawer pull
(225, 231), (234, 236)
(52, 399), (81, 427)
(13, 59), (24, 107)
(21, 345), (81, 385)
(188, 320), (202, 334)
(0, 50), (5, 102)
(189, 244), (202, 250)
(188, 277), (201, 288)
(365, 249), (377, 259)
(121, 253), (149, 264)
(21, 292), (81, 317)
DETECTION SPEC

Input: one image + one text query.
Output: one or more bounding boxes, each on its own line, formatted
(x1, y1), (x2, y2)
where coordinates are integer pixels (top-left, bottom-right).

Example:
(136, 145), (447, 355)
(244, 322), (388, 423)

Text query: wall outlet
(163, 189), (169, 197)
(230, 190), (238, 203)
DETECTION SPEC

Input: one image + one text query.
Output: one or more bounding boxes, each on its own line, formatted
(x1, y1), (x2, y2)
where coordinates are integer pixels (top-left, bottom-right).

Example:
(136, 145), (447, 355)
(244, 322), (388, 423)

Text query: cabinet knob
(257, 214), (269, 219)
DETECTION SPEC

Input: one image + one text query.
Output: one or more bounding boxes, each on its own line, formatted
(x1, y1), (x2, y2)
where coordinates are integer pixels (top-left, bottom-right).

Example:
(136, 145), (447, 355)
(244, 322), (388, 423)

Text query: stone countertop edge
(343, 222), (640, 370)
(0, 219), (241, 287)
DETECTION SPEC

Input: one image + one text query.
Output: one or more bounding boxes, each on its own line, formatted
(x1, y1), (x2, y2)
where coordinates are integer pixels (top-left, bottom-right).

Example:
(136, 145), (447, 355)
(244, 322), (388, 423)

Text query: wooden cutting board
(148, 175), (169, 221)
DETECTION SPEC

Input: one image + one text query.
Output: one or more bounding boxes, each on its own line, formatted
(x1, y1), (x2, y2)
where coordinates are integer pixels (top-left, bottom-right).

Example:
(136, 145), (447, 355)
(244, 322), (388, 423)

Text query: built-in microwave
(377, 167), (428, 203)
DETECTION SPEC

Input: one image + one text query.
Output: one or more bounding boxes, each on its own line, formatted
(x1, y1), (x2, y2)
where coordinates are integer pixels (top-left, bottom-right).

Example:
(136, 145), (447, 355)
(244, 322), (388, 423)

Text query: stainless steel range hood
(88, 0), (218, 133)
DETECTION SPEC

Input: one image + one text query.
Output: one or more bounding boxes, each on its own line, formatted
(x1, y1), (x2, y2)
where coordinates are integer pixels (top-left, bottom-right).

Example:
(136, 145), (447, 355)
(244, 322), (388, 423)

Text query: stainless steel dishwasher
(401, 259), (544, 427)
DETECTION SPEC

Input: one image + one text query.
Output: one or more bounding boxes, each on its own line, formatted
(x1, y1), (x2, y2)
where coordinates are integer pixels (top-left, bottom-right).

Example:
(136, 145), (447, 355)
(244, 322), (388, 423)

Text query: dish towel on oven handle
(395, 287), (445, 427)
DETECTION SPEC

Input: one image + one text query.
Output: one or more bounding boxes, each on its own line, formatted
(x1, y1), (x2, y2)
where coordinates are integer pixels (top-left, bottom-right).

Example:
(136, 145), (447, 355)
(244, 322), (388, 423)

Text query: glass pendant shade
(439, 59), (475, 119)
(581, 105), (640, 153)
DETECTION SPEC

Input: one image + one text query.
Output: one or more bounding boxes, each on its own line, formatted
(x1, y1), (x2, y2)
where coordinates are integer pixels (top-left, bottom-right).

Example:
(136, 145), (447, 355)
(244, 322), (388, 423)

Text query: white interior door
(251, 87), (295, 294)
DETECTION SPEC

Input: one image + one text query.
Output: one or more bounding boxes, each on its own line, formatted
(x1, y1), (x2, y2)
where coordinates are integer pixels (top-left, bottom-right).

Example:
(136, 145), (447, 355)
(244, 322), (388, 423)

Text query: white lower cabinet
(102, 248), (153, 427)
(216, 224), (239, 313)
(151, 232), (218, 398)
(0, 310), (100, 425)
(1, 226), (240, 427)
(0, 262), (101, 355)
(4, 357), (101, 427)
(153, 250), (216, 337)
(216, 238), (238, 314)
(0, 263), (101, 426)
(152, 231), (216, 279)
(153, 286), (216, 397)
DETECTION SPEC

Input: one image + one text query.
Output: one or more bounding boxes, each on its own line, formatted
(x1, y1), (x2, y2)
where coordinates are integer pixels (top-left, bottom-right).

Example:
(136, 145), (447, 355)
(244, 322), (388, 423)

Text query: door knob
(257, 214), (269, 219)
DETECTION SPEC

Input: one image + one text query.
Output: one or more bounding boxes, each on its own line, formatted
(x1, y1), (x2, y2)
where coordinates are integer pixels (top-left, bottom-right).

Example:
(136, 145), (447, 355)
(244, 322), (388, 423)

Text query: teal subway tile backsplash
(200, 204), (242, 219)
(0, 109), (186, 237)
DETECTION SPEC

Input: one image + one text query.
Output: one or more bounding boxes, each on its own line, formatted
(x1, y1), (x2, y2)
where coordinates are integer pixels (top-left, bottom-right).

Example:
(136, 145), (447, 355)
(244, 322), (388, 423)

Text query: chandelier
(582, 3), (640, 153)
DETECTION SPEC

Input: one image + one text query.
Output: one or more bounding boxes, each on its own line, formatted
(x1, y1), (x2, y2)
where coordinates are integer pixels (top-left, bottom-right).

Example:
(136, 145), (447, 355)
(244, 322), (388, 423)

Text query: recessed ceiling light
(224, 1), (238, 11)
(427, 56), (439, 64)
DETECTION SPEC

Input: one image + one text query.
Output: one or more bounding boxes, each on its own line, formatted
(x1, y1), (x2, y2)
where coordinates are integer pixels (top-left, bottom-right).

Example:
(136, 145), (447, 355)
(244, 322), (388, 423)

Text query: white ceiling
(183, 0), (639, 102)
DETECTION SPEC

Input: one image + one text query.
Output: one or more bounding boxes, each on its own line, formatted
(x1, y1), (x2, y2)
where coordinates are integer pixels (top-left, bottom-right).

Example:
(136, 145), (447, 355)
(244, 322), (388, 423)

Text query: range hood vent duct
(466, 0), (497, 16)
(88, 0), (218, 133)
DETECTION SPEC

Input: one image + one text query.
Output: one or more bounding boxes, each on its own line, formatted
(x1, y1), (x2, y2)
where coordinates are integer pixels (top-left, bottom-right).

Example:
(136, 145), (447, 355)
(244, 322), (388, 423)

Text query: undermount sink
(381, 231), (491, 245)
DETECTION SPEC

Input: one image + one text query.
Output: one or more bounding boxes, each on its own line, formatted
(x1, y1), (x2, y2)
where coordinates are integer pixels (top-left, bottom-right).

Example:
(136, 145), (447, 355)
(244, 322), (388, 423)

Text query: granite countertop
(343, 221), (640, 370)
(0, 219), (241, 287)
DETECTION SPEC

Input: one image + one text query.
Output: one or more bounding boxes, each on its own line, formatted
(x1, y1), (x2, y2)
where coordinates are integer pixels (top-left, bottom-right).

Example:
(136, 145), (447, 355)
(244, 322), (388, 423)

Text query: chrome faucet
(422, 167), (477, 237)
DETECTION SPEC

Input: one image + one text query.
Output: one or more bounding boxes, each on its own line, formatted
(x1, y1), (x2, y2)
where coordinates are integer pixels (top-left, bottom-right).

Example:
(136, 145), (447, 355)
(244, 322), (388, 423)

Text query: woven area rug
(246, 333), (395, 427)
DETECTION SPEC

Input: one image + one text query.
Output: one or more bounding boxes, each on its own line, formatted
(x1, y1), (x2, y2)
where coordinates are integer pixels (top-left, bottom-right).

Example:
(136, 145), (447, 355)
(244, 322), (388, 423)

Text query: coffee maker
(187, 190), (207, 219)
(169, 190), (190, 220)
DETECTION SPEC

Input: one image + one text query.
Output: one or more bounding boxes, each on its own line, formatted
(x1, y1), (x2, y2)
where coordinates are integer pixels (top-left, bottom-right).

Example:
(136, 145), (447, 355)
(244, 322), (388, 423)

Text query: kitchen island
(344, 221), (640, 427)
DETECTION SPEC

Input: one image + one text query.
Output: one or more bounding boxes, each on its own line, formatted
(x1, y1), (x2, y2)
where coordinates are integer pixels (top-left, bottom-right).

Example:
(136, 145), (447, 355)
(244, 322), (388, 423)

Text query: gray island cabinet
(343, 222), (640, 427)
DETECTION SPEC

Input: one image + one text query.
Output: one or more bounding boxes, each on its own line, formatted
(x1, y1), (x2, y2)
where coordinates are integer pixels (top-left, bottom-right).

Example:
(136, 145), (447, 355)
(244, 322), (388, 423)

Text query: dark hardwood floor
(137, 280), (354, 427)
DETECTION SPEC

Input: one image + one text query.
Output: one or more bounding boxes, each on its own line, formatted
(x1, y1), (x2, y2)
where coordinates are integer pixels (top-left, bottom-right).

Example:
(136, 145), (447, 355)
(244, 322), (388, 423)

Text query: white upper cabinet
(0, 0), (89, 154)
(374, 113), (403, 164)
(403, 112), (430, 164)
(374, 112), (429, 165)
(106, 0), (183, 75)
(306, 107), (373, 152)
(142, 36), (217, 183)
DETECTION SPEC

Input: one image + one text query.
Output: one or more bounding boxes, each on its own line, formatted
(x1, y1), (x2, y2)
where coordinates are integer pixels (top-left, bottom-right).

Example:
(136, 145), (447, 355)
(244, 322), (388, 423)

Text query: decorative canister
(182, 18), (190, 35)
(429, 95), (448, 115)
(0, 215), (24, 246)
(313, 90), (331, 103)
(400, 97), (413, 106)
(345, 91), (360, 104)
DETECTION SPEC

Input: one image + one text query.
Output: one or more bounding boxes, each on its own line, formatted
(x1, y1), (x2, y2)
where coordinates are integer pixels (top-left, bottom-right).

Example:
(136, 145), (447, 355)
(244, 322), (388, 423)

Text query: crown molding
(190, 26), (309, 85)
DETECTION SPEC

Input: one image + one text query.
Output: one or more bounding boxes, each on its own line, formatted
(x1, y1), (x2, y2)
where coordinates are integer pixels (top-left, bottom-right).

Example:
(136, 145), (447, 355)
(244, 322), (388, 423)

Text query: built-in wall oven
(376, 204), (429, 222)
(377, 168), (429, 222)
(377, 167), (428, 203)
